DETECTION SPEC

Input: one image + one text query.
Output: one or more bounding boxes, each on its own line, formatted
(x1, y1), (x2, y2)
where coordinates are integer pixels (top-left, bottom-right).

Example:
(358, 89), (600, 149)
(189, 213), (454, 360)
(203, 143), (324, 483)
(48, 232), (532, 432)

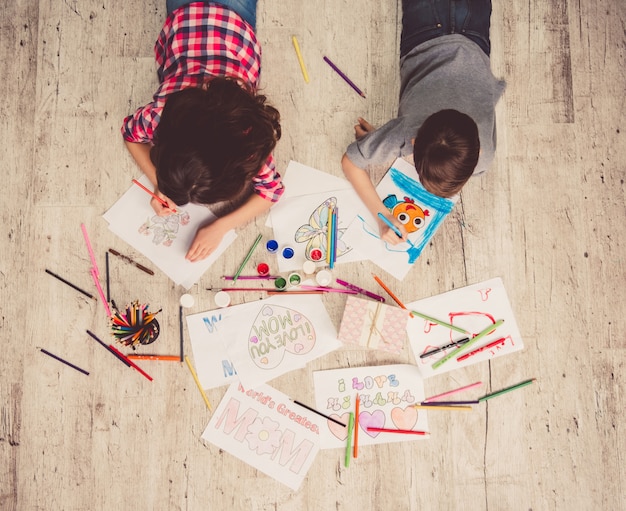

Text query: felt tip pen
(420, 337), (470, 359)
(377, 212), (403, 238)
(335, 278), (386, 302)
(456, 337), (507, 362)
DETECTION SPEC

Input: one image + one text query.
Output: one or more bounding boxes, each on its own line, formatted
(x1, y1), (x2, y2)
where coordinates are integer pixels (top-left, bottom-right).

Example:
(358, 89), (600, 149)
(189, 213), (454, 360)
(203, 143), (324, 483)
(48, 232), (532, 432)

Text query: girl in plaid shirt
(122, 0), (282, 261)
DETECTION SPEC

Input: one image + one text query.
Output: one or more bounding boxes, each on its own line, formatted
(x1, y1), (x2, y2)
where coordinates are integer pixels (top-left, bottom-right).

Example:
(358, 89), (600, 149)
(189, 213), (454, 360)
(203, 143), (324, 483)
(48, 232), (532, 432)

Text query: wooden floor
(1, 1), (625, 509)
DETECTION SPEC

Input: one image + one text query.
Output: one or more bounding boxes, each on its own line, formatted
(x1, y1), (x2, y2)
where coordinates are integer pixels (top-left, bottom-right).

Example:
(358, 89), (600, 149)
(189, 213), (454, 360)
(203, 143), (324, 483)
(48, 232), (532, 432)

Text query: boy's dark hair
(413, 109), (480, 198)
(151, 77), (281, 206)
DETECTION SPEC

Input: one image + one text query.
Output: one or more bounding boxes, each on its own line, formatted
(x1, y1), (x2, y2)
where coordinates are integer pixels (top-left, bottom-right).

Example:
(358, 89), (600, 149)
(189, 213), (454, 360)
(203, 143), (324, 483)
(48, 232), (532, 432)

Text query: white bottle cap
(214, 291), (231, 308)
(179, 294), (195, 308)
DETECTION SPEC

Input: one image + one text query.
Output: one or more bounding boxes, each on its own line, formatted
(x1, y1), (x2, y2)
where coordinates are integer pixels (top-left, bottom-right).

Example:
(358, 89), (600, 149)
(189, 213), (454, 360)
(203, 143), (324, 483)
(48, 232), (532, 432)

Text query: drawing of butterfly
(295, 197), (351, 261)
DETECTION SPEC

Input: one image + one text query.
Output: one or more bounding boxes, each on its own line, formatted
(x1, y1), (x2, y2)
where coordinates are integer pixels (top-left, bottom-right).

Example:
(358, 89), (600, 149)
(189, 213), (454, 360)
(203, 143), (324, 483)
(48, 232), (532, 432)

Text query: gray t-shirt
(346, 34), (505, 176)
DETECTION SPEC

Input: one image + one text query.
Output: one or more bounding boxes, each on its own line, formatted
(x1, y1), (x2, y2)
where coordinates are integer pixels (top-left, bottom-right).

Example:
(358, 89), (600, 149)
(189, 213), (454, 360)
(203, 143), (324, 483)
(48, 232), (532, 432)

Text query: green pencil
(478, 378), (536, 402)
(233, 233), (263, 283)
(410, 310), (471, 335)
(345, 412), (354, 468)
(432, 319), (505, 370)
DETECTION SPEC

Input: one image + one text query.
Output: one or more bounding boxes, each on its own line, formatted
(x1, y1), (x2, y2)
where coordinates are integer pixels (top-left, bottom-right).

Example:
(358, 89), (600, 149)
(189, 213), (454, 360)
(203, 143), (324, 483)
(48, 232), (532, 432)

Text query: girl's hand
(186, 219), (229, 262)
(150, 189), (178, 217)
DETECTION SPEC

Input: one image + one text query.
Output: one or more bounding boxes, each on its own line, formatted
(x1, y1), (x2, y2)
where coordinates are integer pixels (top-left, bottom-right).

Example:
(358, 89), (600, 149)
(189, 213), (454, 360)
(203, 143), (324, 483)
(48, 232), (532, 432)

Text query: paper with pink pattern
(338, 295), (409, 354)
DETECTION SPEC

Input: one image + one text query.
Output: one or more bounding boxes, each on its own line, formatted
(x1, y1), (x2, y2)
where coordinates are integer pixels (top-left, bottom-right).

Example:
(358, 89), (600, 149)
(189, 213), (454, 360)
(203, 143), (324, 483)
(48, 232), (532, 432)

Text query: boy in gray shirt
(342, 0), (505, 245)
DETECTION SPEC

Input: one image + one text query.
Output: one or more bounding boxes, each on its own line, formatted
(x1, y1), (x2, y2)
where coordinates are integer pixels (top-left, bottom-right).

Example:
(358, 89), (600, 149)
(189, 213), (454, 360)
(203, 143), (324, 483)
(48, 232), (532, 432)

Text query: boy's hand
(186, 219), (228, 262)
(354, 117), (375, 139)
(378, 216), (408, 245)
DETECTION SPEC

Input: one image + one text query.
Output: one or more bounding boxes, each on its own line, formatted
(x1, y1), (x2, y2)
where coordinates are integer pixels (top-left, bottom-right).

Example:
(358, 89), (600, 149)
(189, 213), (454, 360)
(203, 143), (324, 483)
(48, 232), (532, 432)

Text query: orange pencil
(353, 394), (360, 458)
(372, 274), (412, 316)
(127, 354), (180, 361)
(132, 179), (177, 213)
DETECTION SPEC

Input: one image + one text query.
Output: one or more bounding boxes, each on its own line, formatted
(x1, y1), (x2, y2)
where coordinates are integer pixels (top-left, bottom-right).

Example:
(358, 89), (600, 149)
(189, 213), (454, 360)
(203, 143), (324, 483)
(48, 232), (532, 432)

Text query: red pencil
(367, 427), (429, 436)
(353, 394), (360, 458)
(108, 344), (153, 381)
(132, 179), (177, 213)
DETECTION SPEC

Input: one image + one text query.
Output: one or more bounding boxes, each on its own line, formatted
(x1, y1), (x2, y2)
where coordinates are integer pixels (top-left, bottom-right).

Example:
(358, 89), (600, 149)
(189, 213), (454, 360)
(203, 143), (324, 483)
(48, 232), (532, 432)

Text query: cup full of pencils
(110, 301), (161, 348)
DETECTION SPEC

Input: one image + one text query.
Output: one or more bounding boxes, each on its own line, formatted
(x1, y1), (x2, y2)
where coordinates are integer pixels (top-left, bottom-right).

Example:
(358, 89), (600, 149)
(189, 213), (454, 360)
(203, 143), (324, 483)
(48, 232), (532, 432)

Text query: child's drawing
(202, 382), (324, 490)
(248, 304), (317, 369)
(295, 197), (351, 262)
(138, 211), (190, 246)
(103, 175), (236, 289)
(343, 158), (456, 280)
(406, 277), (525, 378)
(187, 294), (341, 389)
(313, 364), (428, 449)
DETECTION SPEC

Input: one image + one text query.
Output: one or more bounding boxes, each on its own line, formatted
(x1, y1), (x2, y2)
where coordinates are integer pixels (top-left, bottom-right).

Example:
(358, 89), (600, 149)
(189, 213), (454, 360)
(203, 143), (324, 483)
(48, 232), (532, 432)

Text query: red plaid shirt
(122, 2), (283, 202)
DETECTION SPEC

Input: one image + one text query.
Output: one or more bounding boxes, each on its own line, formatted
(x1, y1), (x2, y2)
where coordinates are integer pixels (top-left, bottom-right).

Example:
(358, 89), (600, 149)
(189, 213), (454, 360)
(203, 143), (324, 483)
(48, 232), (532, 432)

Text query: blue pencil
(330, 207), (338, 268)
(377, 212), (403, 238)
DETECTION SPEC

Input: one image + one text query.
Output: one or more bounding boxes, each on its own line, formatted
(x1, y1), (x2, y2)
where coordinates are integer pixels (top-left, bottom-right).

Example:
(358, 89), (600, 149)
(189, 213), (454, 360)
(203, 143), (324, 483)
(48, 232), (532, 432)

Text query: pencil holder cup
(110, 301), (161, 347)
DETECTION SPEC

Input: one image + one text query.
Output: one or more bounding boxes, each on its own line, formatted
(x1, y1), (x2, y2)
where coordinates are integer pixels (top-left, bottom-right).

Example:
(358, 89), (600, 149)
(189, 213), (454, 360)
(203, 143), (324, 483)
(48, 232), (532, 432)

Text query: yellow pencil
(184, 356), (212, 411)
(292, 36), (309, 83)
(413, 404), (473, 411)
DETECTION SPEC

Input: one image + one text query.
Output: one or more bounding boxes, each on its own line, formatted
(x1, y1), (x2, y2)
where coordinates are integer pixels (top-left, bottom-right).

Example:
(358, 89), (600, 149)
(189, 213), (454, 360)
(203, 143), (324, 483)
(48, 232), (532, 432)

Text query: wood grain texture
(1, 0), (624, 509)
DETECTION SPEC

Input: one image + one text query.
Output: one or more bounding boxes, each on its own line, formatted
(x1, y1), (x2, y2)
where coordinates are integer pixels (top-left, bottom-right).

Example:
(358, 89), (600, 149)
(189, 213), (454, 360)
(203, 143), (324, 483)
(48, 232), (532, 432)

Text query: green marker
(478, 378), (536, 402)
(345, 412), (354, 468)
(411, 310), (472, 335)
(432, 319), (505, 370)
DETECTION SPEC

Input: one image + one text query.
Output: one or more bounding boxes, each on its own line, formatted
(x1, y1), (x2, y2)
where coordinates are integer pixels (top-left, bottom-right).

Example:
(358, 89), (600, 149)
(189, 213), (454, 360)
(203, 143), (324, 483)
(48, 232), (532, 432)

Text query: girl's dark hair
(413, 109), (480, 198)
(151, 77), (281, 205)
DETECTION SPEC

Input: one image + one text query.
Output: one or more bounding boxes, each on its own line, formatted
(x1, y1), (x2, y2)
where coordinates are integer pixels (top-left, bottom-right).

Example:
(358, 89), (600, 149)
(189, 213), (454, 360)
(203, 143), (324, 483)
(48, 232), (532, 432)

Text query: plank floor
(1, 1), (625, 509)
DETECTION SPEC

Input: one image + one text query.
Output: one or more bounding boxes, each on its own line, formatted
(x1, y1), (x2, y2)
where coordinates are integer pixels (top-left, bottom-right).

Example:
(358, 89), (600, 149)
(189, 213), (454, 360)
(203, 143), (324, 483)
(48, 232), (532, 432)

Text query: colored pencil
(456, 337), (507, 362)
(86, 329), (131, 367)
(291, 36), (309, 83)
(335, 278), (386, 302)
(268, 290), (327, 295)
(300, 285), (358, 294)
(207, 287), (270, 292)
(478, 378), (536, 402)
(377, 212), (403, 238)
(410, 310), (472, 335)
(323, 56), (366, 98)
(107, 344), (153, 381)
(326, 204), (333, 264)
(90, 267), (112, 317)
(233, 233), (263, 283)
(45, 269), (95, 299)
(330, 207), (338, 268)
(132, 178), (177, 213)
(185, 356), (212, 411)
(292, 400), (346, 427)
(345, 412), (354, 468)
(40, 348), (89, 376)
(108, 248), (154, 276)
(222, 275), (278, 280)
(431, 319), (505, 370)
(420, 337), (471, 359)
(367, 427), (429, 436)
(420, 400), (480, 406)
(179, 305), (184, 362)
(372, 275), (411, 313)
(80, 223), (100, 278)
(127, 354), (180, 361)
(353, 394), (360, 458)
(423, 381), (483, 402)
(105, 252), (110, 302)
(413, 404), (473, 411)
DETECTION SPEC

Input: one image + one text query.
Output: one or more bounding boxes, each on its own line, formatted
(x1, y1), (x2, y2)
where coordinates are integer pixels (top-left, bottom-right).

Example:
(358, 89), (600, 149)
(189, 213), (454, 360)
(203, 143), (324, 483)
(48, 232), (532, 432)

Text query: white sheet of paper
(188, 294), (341, 389)
(406, 277), (524, 378)
(269, 189), (367, 272)
(313, 364), (428, 449)
(342, 158), (456, 281)
(281, 160), (354, 199)
(186, 308), (237, 390)
(103, 175), (237, 289)
(202, 382), (323, 491)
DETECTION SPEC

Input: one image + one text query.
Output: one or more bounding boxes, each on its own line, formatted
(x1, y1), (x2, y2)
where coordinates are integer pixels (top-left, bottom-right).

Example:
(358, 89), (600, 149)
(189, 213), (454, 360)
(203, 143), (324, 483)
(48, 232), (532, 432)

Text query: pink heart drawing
(390, 406), (418, 430)
(249, 336), (259, 344)
(358, 410), (386, 438)
(327, 412), (351, 441)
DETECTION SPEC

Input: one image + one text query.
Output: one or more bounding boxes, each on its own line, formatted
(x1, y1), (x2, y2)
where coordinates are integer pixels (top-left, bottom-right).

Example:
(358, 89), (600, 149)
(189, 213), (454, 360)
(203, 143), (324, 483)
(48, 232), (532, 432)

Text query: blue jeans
(166, 0), (257, 29)
(400, 0), (492, 57)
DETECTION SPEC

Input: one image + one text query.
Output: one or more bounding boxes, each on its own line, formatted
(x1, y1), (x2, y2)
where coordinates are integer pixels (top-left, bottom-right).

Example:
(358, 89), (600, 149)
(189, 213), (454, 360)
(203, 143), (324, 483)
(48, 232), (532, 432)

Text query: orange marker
(372, 275), (412, 316)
